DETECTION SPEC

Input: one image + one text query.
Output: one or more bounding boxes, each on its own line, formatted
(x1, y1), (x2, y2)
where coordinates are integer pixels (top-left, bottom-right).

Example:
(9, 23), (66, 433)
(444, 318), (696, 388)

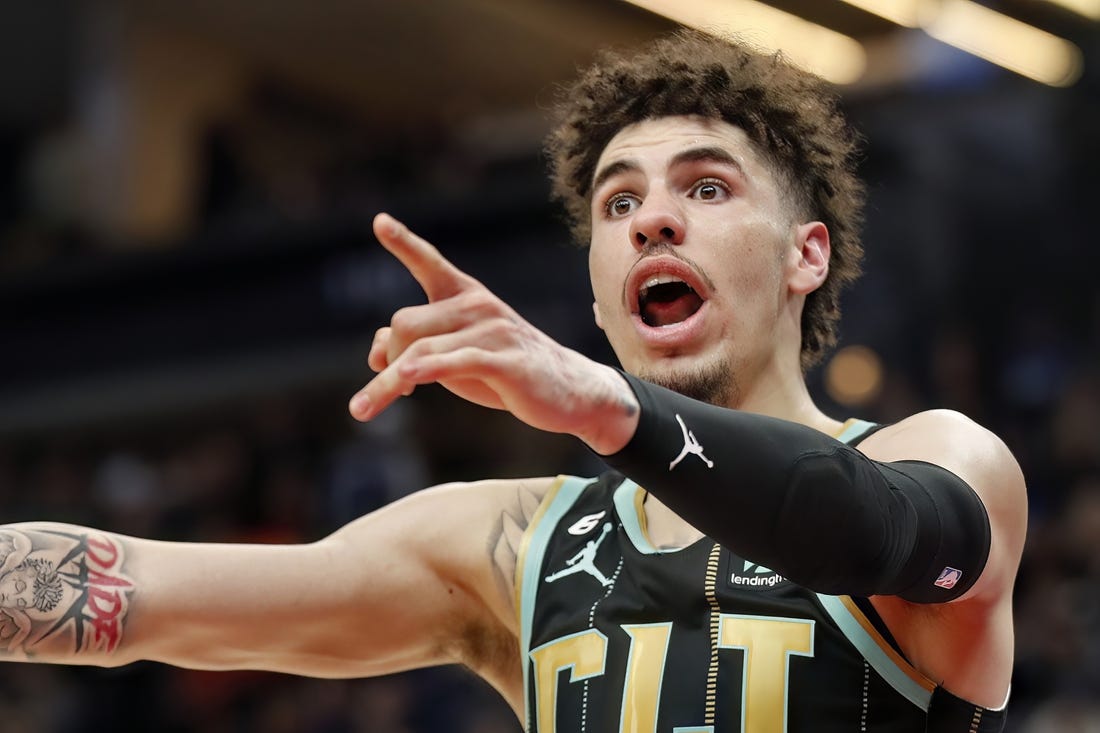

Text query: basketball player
(0, 31), (1025, 732)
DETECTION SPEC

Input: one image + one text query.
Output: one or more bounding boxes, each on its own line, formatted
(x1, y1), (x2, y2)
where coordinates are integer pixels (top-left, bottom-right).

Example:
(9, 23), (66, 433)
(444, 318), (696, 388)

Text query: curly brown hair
(546, 30), (865, 368)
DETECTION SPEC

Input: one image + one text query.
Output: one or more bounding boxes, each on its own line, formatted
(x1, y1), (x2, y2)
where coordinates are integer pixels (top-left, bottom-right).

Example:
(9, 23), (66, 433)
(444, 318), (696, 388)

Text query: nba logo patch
(934, 566), (963, 590)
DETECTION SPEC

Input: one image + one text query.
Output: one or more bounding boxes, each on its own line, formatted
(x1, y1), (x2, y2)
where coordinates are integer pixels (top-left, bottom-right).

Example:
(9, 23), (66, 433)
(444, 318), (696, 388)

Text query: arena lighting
(835, 0), (923, 27)
(921, 0), (1084, 86)
(839, 0), (1084, 86)
(824, 345), (884, 407)
(1043, 0), (1100, 21)
(621, 0), (867, 84)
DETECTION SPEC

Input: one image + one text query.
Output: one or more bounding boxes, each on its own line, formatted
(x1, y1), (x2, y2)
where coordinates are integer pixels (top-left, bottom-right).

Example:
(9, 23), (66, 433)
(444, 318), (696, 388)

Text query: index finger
(373, 213), (475, 301)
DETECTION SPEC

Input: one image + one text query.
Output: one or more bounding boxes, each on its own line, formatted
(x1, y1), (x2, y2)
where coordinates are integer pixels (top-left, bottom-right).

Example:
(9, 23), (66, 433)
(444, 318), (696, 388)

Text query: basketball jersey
(516, 419), (1006, 732)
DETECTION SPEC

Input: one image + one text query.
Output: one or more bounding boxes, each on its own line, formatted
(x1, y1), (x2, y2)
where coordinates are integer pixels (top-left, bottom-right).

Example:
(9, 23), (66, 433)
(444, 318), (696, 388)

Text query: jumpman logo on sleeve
(545, 523), (614, 588)
(669, 414), (714, 470)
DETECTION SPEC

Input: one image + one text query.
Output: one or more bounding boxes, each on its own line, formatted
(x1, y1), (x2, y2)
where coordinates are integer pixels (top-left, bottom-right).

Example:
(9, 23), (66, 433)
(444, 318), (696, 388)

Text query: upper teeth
(642, 274), (685, 291)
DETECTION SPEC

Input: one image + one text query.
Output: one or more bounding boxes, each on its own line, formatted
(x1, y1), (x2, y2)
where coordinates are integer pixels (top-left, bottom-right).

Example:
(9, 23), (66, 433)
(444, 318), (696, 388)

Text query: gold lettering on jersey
(718, 615), (815, 733)
(620, 623), (673, 733)
(529, 618), (815, 732)
(530, 629), (608, 732)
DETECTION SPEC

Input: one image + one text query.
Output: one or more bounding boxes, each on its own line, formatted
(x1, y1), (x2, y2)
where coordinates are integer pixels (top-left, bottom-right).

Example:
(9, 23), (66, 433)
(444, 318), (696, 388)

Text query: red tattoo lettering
(85, 536), (120, 569)
(87, 587), (126, 651)
(86, 567), (133, 588)
(82, 534), (133, 653)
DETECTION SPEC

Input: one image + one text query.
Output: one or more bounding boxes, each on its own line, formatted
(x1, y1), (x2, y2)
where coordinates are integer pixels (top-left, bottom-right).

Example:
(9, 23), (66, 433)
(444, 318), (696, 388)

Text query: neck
(727, 345), (843, 436)
(737, 370), (842, 435)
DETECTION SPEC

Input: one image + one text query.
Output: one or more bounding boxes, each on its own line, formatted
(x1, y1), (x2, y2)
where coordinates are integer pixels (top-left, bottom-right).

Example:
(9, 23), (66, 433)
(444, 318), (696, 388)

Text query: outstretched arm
(0, 477), (555, 705)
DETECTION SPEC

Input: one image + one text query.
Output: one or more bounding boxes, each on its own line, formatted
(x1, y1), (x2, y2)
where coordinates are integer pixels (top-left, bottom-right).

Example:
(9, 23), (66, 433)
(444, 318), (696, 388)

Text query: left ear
(788, 221), (830, 295)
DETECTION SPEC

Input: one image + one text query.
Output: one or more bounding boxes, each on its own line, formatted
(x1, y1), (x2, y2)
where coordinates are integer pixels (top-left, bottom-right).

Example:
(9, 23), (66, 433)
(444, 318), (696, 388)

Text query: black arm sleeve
(601, 372), (991, 602)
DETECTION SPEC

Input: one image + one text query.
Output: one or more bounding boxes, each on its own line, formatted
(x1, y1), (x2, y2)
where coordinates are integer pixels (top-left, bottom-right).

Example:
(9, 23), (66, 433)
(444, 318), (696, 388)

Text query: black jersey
(516, 419), (1006, 732)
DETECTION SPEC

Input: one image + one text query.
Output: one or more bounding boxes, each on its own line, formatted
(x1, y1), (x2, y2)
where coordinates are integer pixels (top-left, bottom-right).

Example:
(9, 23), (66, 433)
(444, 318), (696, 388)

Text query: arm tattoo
(488, 482), (544, 615)
(0, 527), (134, 658)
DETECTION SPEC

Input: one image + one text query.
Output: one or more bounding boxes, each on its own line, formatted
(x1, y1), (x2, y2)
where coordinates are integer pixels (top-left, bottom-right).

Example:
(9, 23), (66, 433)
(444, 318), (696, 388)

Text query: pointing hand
(349, 213), (638, 455)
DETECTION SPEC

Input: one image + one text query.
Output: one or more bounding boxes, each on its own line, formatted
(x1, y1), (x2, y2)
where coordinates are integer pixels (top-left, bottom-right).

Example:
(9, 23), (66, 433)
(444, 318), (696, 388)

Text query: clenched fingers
(384, 291), (509, 366)
(349, 328), (504, 421)
(368, 327), (392, 372)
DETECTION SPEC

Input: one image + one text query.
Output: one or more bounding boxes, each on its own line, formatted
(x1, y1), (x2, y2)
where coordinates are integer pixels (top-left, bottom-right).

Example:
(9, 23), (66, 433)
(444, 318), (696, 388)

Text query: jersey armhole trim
(835, 418), (879, 445)
(816, 593), (937, 711)
(613, 479), (695, 555)
(515, 474), (592, 731)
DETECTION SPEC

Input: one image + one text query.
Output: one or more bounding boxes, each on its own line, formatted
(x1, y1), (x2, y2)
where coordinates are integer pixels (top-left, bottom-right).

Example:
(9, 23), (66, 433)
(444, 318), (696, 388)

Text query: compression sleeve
(600, 372), (991, 602)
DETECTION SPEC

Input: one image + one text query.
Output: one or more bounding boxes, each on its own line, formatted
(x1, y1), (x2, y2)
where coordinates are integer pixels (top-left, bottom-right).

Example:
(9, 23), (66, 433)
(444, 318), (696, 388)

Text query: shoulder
(860, 408), (997, 453)
(402, 475), (563, 521)
(416, 476), (571, 624)
(339, 477), (565, 680)
(859, 409), (1025, 518)
(324, 475), (564, 620)
(859, 409), (1027, 603)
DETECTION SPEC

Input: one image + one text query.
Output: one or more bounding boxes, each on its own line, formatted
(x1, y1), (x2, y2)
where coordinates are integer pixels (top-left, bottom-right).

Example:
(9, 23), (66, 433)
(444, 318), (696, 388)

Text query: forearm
(0, 522), (311, 671)
(0, 521), (368, 674)
(0, 522), (137, 665)
(600, 373), (991, 602)
(0, 485), (510, 678)
(572, 363), (643, 455)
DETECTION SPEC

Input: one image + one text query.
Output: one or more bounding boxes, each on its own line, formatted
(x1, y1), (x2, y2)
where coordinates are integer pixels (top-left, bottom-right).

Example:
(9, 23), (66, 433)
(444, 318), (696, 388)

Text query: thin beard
(636, 358), (737, 407)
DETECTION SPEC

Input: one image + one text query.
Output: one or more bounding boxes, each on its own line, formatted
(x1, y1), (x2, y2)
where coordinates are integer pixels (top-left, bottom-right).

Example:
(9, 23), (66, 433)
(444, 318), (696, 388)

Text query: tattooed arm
(0, 477), (557, 710)
(0, 525), (131, 658)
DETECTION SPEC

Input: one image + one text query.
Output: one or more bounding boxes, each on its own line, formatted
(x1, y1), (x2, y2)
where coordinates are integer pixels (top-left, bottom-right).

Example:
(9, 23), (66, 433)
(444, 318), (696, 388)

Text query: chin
(634, 355), (738, 407)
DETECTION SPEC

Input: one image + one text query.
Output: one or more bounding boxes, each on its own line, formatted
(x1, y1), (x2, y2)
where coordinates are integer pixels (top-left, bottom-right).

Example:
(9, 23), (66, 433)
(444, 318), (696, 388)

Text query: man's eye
(691, 180), (727, 201)
(606, 195), (639, 217)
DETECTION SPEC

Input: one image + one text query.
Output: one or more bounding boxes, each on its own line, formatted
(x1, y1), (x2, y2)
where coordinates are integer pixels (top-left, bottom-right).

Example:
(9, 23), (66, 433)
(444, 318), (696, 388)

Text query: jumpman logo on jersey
(545, 522), (614, 588)
(669, 414), (714, 470)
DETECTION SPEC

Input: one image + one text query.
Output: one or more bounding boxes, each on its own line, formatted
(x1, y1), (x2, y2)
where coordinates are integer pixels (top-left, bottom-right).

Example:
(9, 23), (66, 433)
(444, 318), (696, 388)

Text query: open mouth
(638, 276), (705, 328)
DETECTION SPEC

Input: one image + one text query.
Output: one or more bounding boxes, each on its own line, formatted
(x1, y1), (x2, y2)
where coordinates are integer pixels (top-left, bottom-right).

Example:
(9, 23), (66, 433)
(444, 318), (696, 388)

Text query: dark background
(0, 1), (1097, 730)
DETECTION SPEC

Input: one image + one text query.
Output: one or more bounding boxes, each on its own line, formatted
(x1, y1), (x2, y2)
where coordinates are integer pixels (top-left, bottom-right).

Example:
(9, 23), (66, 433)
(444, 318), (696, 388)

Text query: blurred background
(0, 0), (1097, 730)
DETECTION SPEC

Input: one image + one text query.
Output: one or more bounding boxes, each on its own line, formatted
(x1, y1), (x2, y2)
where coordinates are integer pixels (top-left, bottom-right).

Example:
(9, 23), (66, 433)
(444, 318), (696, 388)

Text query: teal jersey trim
(825, 421), (937, 710)
(613, 479), (656, 554)
(815, 593), (934, 711)
(835, 418), (878, 445)
(613, 479), (693, 555)
(520, 475), (591, 731)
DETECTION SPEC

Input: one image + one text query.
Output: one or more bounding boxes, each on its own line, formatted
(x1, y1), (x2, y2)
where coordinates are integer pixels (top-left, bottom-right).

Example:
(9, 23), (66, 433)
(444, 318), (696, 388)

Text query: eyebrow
(671, 146), (746, 177)
(591, 159), (637, 196)
(591, 145), (747, 195)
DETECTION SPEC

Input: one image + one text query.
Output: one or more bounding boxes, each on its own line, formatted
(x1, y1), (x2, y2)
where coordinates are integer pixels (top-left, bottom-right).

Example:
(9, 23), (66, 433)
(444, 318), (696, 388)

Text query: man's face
(587, 115), (804, 405)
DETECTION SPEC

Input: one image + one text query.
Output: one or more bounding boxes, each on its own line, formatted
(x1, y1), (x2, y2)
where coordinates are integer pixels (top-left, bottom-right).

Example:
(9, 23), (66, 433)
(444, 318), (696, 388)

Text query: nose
(629, 194), (685, 250)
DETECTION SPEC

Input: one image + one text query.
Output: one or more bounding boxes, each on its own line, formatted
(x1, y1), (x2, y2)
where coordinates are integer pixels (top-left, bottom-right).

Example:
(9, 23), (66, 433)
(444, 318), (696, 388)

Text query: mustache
(627, 243), (719, 294)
